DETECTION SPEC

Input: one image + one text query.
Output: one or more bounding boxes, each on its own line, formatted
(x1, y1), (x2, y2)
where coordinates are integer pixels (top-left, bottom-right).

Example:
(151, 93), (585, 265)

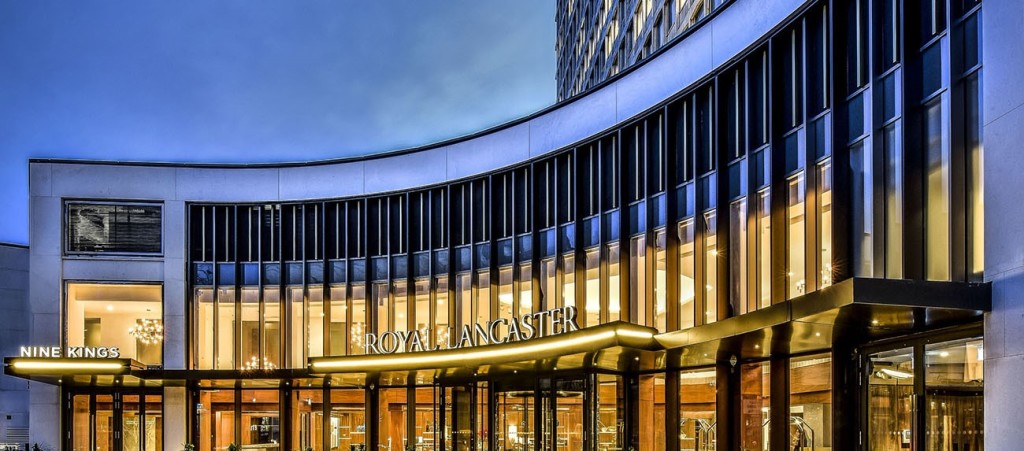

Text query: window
(818, 161), (834, 288)
(756, 191), (772, 309)
(730, 199), (748, 315)
(703, 211), (718, 323)
(791, 355), (833, 450)
(788, 174), (807, 298)
(678, 220), (695, 329)
(924, 100), (950, 280)
(67, 283), (163, 366)
(66, 202), (162, 255)
(679, 368), (717, 451)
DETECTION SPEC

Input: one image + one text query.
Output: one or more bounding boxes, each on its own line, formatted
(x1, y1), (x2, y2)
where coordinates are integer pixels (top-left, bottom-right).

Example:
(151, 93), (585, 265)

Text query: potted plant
(182, 444), (195, 451)
(227, 443), (239, 451)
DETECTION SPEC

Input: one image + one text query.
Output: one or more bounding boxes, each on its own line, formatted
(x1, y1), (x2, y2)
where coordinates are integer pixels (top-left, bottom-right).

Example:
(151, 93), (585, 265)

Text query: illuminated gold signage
(19, 346), (121, 359)
(364, 306), (582, 354)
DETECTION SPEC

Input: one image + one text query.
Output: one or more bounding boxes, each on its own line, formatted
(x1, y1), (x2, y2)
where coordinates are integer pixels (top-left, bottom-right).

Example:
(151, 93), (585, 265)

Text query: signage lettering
(365, 306), (581, 355)
(19, 346), (121, 359)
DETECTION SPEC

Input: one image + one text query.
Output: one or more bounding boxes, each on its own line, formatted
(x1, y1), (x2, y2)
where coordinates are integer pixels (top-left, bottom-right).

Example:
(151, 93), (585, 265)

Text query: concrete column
(164, 387), (187, 451)
(983, 0), (1024, 449)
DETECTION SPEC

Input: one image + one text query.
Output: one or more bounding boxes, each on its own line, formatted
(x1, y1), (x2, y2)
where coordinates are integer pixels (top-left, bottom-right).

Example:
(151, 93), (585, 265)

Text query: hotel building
(10, 0), (1024, 449)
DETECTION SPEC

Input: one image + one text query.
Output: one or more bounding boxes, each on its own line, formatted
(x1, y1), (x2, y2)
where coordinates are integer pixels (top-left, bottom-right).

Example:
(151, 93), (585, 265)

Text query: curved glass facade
(9, 1), (993, 451)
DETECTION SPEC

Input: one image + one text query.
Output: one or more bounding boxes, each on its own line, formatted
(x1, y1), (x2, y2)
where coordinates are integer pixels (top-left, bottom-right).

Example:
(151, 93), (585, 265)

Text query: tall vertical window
(703, 211), (718, 324)
(791, 355), (833, 450)
(308, 286), (325, 359)
(585, 249), (601, 326)
(788, 174), (807, 299)
(476, 270), (491, 325)
(562, 254), (576, 312)
(218, 287), (236, 369)
(288, 286), (305, 368)
(607, 243), (622, 322)
(629, 236), (647, 326)
(818, 161), (833, 288)
(329, 285), (346, 356)
(541, 258), (557, 310)
(884, 123), (904, 278)
(654, 231), (667, 332)
(924, 100), (950, 280)
(498, 267), (514, 322)
(739, 362), (770, 450)
(456, 273), (472, 328)
(851, 141), (874, 276)
(730, 199), (748, 315)
(679, 220), (696, 329)
(518, 264), (533, 316)
(756, 191), (772, 309)
(350, 284), (366, 355)
(264, 287), (281, 366)
(413, 280), (430, 347)
(434, 277), (449, 349)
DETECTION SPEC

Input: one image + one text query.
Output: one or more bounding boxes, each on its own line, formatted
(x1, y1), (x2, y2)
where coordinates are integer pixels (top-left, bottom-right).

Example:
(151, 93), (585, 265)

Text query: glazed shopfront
(6, 278), (987, 451)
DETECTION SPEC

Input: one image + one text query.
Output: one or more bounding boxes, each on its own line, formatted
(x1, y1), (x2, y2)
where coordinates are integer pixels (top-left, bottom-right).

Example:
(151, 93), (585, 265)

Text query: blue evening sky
(0, 1), (556, 244)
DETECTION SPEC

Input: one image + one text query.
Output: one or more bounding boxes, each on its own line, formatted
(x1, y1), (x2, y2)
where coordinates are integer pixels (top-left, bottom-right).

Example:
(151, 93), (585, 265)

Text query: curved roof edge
(31, 0), (811, 203)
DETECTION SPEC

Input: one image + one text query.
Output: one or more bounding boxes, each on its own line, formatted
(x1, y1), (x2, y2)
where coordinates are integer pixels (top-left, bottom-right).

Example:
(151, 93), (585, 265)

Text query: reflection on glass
(196, 288), (214, 369)
(788, 174), (806, 299)
(218, 288), (236, 369)
(756, 192), (772, 309)
(414, 280), (430, 349)
(292, 389), (324, 451)
(379, 388), (408, 451)
(703, 211), (718, 324)
(630, 235), (647, 326)
(198, 390), (234, 451)
(851, 141), (874, 276)
(554, 380), (584, 451)
(925, 338), (984, 451)
(241, 288), (259, 367)
(739, 362), (769, 451)
(477, 270), (491, 325)
(562, 254), (576, 312)
(264, 287), (281, 366)
(597, 375), (624, 450)
(72, 395), (89, 451)
(330, 389), (366, 451)
(412, 387), (435, 450)
(518, 264), (534, 316)
(925, 100), (950, 280)
(730, 199), (748, 315)
(639, 375), (667, 451)
(457, 273), (472, 329)
(542, 258), (557, 310)
(309, 286), (325, 358)
(818, 161), (833, 288)
(329, 285), (346, 356)
(288, 286), (304, 368)
(124, 393), (142, 451)
(585, 249), (601, 326)
(393, 281), (408, 334)
(654, 231), (667, 332)
(351, 284), (366, 355)
(679, 220), (695, 329)
(607, 243), (621, 322)
(790, 355), (833, 450)
(679, 369), (717, 451)
(884, 124), (903, 278)
(435, 277), (449, 349)
(868, 348), (914, 450)
(67, 283), (165, 366)
(498, 267), (514, 323)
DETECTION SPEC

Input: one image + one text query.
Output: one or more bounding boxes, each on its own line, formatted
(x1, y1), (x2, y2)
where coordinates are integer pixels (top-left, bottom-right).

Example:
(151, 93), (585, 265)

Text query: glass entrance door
(863, 334), (985, 451)
(66, 391), (163, 451)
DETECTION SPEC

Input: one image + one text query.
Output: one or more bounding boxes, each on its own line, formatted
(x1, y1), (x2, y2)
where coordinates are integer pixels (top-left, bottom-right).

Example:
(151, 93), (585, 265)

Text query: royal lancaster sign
(19, 346), (121, 358)
(365, 306), (582, 355)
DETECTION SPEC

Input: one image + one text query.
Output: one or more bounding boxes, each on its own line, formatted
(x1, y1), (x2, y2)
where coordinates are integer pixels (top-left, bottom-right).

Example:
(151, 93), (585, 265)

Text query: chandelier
(243, 355), (278, 371)
(127, 318), (164, 345)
